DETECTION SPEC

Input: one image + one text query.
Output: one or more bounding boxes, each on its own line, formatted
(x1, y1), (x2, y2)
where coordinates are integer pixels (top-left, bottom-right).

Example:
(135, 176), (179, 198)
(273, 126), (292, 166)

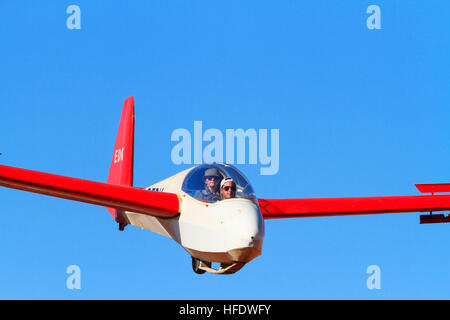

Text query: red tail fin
(106, 96), (135, 222)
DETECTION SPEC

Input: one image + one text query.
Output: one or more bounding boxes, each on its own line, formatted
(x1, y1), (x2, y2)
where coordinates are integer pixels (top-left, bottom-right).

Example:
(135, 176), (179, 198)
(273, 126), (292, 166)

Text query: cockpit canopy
(181, 163), (256, 203)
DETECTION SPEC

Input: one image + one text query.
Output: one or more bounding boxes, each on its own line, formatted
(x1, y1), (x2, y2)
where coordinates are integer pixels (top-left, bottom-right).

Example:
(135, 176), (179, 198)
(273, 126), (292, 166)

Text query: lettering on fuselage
(148, 187), (165, 192)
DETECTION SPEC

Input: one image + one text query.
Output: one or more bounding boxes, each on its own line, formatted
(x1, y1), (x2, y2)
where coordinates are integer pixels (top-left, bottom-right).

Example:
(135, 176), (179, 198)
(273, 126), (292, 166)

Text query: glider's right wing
(0, 96), (179, 219)
(0, 163), (180, 218)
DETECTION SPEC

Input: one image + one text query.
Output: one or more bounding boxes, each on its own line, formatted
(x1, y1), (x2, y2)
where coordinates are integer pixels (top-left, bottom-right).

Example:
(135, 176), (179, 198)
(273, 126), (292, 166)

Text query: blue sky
(0, 1), (449, 299)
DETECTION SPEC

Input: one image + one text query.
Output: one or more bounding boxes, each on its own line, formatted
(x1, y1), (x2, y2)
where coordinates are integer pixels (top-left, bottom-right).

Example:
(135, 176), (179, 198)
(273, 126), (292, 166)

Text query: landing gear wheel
(192, 257), (207, 274)
(118, 222), (127, 231)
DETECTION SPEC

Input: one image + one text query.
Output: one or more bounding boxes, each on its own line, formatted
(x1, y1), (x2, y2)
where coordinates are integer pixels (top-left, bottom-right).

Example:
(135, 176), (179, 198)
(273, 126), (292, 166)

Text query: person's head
(203, 168), (221, 193)
(220, 177), (237, 200)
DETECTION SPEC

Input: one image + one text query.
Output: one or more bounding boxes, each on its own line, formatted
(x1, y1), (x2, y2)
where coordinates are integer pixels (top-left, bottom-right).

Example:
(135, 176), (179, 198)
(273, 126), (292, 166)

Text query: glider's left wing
(0, 164), (179, 218)
(259, 184), (450, 223)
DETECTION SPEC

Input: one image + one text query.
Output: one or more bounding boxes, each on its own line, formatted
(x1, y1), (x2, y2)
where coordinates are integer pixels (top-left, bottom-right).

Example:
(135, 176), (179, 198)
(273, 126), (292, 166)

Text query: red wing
(0, 164), (179, 218)
(259, 191), (450, 220)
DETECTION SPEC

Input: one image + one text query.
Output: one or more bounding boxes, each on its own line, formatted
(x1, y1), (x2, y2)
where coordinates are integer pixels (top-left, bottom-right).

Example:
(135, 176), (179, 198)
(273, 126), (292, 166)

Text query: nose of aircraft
(213, 198), (265, 262)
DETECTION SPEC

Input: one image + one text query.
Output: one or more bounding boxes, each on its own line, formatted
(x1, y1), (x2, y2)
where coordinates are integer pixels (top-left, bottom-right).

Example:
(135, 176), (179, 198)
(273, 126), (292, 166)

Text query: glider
(1, 97), (450, 275)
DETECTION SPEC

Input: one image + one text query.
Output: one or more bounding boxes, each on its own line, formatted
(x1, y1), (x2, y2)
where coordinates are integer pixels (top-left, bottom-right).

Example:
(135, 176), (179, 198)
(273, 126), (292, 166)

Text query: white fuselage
(121, 167), (265, 274)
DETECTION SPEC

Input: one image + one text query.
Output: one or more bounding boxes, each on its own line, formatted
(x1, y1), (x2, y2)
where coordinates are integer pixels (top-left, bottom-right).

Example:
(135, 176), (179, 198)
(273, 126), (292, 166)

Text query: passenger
(194, 168), (222, 203)
(220, 177), (237, 200)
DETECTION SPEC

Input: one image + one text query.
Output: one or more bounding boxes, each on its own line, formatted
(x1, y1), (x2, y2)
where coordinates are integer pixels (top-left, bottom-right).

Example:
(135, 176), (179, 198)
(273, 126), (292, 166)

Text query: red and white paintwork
(128, 169), (264, 274)
(1, 96), (450, 275)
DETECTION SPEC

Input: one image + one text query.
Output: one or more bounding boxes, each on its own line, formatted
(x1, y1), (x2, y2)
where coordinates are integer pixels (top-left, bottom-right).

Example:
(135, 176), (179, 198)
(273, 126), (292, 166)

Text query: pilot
(194, 168), (222, 203)
(220, 177), (237, 200)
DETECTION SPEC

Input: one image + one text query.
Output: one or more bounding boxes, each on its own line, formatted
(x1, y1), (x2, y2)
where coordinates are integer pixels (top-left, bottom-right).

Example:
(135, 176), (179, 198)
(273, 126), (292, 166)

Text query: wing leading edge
(0, 164), (179, 218)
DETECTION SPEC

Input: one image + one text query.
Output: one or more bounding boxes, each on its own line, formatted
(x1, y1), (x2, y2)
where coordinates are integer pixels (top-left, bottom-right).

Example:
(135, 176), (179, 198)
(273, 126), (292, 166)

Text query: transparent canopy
(182, 163), (256, 203)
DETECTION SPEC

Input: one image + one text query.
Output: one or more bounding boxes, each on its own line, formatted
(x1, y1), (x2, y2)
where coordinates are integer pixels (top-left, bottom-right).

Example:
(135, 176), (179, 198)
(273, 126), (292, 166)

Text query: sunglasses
(223, 186), (236, 192)
(204, 176), (219, 181)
